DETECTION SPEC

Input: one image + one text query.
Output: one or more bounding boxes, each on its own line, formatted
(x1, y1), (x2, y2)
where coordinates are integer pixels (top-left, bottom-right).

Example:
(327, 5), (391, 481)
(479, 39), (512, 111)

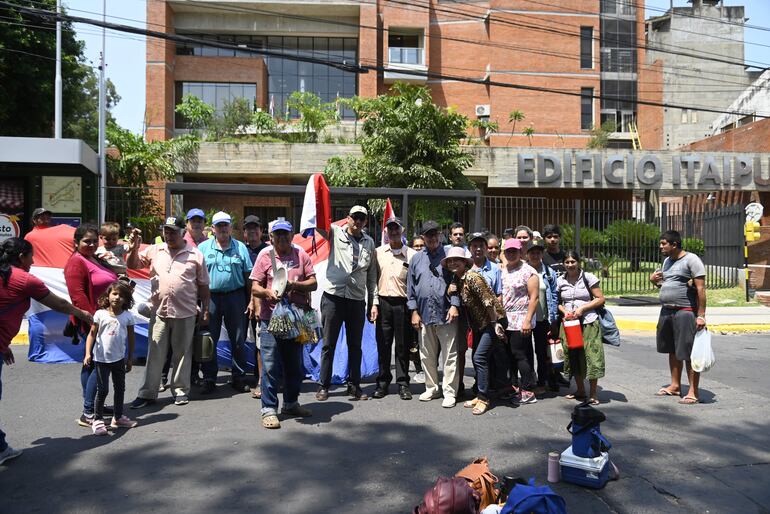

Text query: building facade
(146, 0), (657, 149)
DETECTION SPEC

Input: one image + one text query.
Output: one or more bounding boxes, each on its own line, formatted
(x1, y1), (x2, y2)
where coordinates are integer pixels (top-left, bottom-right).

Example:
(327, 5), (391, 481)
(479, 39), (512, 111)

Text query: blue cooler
(559, 445), (610, 489)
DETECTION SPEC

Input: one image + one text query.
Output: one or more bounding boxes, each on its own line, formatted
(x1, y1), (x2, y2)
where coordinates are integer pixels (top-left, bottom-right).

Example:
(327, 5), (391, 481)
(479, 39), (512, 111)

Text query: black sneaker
(347, 384), (368, 401)
(372, 386), (387, 399)
(201, 381), (216, 395)
(399, 386), (413, 400)
(129, 397), (155, 409)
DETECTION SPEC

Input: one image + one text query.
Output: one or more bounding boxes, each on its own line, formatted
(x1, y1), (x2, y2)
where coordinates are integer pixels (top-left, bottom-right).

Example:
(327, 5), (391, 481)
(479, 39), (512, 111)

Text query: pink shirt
(140, 242), (210, 319)
(83, 255), (118, 300)
(184, 231), (209, 248)
(0, 267), (49, 351)
(250, 247), (315, 320)
(502, 262), (537, 331)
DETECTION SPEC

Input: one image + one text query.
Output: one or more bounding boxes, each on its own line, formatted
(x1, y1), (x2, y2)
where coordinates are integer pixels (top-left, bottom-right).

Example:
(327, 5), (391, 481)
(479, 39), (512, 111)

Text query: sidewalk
(610, 304), (770, 332)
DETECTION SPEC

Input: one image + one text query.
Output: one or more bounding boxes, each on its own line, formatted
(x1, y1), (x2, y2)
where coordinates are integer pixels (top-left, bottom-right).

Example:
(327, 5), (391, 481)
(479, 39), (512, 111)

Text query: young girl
(84, 281), (138, 435)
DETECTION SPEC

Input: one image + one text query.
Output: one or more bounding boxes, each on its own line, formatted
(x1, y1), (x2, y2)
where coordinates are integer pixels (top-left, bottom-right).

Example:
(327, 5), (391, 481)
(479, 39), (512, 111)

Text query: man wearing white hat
(197, 211), (253, 394)
(315, 205), (378, 401)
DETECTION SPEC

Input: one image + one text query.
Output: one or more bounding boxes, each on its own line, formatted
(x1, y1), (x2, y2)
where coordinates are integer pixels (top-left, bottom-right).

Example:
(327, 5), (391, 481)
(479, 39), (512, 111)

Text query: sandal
(463, 398), (479, 409)
(565, 393), (587, 401)
(679, 396), (699, 405)
(261, 414), (280, 429)
(472, 399), (490, 415)
(252, 385), (262, 399)
(655, 387), (680, 397)
(588, 398), (600, 405)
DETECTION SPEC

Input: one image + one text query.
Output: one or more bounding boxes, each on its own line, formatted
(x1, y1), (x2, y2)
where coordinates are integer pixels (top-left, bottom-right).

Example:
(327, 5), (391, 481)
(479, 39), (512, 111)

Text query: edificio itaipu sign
(481, 149), (770, 190)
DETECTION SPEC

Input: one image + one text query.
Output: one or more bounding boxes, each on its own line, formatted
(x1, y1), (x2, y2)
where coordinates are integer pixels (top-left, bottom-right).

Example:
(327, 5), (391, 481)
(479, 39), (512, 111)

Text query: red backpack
(414, 477), (481, 514)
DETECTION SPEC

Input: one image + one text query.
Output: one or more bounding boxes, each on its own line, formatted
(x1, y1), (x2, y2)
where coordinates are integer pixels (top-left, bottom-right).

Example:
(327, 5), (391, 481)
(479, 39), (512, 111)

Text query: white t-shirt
(93, 309), (135, 363)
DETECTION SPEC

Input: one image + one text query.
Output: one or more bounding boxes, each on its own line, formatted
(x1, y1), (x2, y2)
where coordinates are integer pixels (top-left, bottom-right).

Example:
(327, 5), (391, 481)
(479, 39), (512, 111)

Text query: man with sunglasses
(197, 211), (253, 394)
(316, 206), (378, 401)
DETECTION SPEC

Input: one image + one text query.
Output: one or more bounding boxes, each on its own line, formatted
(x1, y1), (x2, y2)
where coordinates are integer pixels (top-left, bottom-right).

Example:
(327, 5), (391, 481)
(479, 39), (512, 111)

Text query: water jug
(568, 402), (611, 458)
(563, 319), (584, 349)
(194, 329), (215, 362)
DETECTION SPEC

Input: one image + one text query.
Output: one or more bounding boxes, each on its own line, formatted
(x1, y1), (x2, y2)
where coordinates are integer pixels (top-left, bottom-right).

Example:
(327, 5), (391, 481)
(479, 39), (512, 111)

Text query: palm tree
(506, 109), (525, 146)
(522, 125), (535, 147)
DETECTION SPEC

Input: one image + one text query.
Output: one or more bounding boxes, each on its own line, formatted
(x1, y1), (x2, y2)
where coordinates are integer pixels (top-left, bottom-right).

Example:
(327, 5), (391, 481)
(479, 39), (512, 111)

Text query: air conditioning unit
(475, 104), (491, 117)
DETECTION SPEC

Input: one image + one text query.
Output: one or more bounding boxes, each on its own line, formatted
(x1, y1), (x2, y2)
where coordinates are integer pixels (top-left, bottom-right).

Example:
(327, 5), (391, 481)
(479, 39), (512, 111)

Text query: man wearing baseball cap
(315, 205), (378, 401)
(407, 220), (461, 408)
(243, 214), (268, 398)
(30, 208), (52, 231)
(197, 212), (253, 394)
(126, 216), (210, 408)
(372, 216), (416, 400)
(250, 218), (317, 428)
(184, 208), (208, 248)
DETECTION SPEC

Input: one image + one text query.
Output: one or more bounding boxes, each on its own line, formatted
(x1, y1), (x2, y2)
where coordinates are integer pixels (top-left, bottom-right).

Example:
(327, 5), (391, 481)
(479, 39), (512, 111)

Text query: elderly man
(373, 216), (417, 400)
(315, 205), (378, 402)
(184, 208), (209, 248)
(408, 220), (461, 408)
(251, 219), (317, 429)
(243, 214), (268, 399)
(197, 211), (252, 394)
(127, 216), (210, 408)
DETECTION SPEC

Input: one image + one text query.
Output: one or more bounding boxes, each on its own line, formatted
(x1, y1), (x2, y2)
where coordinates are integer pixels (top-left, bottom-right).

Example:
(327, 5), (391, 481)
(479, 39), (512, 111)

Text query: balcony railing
(388, 47), (424, 66)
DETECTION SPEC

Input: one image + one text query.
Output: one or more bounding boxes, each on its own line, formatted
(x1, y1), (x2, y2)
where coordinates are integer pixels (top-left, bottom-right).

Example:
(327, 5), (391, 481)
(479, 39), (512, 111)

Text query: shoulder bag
(582, 273), (621, 347)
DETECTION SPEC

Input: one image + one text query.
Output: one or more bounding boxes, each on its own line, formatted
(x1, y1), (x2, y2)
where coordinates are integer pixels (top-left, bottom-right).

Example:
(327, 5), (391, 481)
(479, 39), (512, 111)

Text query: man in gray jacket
(316, 206), (378, 401)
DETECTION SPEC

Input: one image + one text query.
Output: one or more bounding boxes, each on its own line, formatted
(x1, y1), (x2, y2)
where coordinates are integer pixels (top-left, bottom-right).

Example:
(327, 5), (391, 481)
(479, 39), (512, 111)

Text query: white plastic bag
(690, 329), (715, 372)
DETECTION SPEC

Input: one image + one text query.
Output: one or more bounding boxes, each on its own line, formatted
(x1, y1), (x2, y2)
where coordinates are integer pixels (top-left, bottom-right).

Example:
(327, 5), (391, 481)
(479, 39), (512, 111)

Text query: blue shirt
(198, 237), (253, 293)
(472, 258), (502, 295)
(407, 246), (460, 326)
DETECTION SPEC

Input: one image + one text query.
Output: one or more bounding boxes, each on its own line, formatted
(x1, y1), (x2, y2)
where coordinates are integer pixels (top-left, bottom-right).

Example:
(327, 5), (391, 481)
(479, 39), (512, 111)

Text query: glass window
(580, 27), (593, 69)
(174, 82), (257, 128)
(681, 110), (689, 124)
(581, 88), (593, 130)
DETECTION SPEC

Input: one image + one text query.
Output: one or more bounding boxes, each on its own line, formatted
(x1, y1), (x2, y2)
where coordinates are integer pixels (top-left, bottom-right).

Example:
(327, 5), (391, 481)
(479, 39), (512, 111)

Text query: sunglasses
(351, 214), (366, 222)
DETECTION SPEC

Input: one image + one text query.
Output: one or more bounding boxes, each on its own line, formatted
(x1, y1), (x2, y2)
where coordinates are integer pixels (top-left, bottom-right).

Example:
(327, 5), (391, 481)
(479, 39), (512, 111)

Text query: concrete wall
(646, 3), (753, 150)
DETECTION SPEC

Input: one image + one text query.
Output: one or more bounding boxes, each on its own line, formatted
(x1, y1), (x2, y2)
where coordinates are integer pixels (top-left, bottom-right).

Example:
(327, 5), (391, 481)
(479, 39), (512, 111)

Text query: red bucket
(563, 319), (584, 349)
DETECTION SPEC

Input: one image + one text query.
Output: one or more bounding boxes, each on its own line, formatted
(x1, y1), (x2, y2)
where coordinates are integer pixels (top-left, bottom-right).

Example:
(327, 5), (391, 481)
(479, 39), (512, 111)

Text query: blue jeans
(259, 321), (303, 415)
(0, 359), (6, 451)
(202, 291), (248, 383)
(81, 362), (98, 415)
(472, 325), (500, 401)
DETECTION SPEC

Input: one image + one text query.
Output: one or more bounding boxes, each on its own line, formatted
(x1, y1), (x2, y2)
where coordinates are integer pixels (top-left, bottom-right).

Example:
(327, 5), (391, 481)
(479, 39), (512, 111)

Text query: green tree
(325, 82), (475, 225)
(469, 118), (498, 145)
(252, 109), (277, 134)
(586, 120), (617, 149)
(0, 1), (119, 149)
(522, 125), (535, 147)
(506, 109), (525, 146)
(175, 94), (214, 135)
(209, 98), (254, 140)
(286, 91), (338, 142)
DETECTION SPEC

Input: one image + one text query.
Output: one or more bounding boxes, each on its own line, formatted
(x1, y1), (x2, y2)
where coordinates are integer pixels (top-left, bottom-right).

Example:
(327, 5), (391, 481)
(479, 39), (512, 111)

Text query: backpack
(414, 476), (481, 514)
(455, 457), (499, 511)
(500, 478), (567, 514)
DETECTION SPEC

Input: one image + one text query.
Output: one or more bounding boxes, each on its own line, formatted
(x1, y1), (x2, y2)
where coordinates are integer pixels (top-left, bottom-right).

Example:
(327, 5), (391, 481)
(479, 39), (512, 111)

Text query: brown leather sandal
(472, 399), (490, 415)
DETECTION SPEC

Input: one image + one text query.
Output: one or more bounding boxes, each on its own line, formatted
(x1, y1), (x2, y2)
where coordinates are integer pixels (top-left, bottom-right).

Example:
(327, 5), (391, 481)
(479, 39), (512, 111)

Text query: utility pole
(54, 0), (62, 138)
(97, 0), (107, 224)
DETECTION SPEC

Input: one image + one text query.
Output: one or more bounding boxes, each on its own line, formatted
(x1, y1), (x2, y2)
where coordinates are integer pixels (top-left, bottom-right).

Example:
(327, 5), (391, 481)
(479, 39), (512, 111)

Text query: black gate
(702, 205), (744, 289)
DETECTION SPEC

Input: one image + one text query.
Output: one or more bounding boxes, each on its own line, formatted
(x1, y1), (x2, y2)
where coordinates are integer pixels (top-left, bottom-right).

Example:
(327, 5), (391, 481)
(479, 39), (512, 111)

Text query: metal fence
(481, 196), (742, 294)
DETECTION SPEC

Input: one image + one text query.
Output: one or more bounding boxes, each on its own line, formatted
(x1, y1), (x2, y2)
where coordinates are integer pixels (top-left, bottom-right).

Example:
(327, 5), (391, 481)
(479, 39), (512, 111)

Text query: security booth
(0, 137), (99, 236)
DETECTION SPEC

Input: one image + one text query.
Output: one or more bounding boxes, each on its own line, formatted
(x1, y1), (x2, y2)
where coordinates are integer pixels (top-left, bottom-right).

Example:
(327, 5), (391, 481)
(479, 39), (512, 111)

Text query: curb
(616, 319), (770, 333)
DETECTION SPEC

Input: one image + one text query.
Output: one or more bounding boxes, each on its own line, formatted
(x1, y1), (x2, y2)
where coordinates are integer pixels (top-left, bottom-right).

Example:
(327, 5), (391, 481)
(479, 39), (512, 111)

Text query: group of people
(0, 204), (708, 460)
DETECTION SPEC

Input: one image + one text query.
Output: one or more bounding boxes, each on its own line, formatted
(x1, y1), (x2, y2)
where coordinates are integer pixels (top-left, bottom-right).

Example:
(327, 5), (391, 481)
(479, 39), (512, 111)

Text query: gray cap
(527, 239), (546, 253)
(32, 207), (51, 218)
(243, 215), (262, 227)
(420, 220), (440, 235)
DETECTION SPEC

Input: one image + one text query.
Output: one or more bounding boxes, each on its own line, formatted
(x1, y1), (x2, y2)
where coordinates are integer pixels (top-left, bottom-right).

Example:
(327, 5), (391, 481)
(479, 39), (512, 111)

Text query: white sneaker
(413, 371), (426, 384)
(0, 446), (22, 465)
(419, 390), (441, 402)
(441, 396), (456, 408)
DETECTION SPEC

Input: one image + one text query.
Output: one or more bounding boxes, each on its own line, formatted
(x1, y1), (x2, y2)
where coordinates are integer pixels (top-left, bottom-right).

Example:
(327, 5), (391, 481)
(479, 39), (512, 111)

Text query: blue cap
(186, 208), (205, 220)
(269, 218), (293, 233)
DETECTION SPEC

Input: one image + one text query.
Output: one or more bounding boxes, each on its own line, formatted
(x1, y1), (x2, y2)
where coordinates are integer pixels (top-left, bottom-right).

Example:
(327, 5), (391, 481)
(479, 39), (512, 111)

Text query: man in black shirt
(541, 224), (566, 274)
(244, 215), (269, 398)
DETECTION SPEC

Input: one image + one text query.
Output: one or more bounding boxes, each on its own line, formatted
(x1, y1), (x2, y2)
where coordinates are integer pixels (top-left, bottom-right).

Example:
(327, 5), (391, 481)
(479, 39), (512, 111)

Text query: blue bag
(582, 275), (620, 347)
(500, 478), (567, 514)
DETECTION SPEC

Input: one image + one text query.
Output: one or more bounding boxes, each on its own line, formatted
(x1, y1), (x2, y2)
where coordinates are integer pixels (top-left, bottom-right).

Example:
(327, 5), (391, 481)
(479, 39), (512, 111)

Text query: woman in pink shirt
(0, 238), (92, 464)
(64, 224), (119, 428)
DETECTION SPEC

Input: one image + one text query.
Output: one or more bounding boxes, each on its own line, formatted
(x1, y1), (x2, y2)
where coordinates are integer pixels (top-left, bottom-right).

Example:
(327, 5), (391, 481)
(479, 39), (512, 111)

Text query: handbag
(582, 274), (621, 347)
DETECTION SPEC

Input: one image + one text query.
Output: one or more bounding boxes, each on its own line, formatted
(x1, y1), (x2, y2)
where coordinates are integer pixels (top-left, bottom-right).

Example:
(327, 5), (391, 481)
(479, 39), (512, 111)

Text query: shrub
(682, 237), (705, 256)
(251, 110), (277, 134)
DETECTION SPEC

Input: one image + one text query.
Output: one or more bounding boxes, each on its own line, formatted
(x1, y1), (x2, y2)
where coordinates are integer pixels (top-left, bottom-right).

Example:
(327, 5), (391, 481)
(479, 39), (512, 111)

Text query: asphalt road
(2, 332), (769, 514)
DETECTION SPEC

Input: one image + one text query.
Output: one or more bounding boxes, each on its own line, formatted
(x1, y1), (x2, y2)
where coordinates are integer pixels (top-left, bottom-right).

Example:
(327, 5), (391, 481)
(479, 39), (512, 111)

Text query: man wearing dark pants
(243, 215), (268, 399)
(316, 206), (378, 401)
(651, 230), (707, 405)
(197, 211), (252, 394)
(373, 216), (416, 400)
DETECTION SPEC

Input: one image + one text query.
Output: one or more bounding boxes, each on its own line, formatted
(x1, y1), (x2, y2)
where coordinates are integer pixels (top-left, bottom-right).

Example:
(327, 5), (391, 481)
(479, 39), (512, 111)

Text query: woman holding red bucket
(557, 250), (606, 405)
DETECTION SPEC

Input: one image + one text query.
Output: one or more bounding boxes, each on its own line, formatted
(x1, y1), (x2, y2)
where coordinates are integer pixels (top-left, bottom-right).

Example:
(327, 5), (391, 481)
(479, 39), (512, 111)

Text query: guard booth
(0, 137), (99, 236)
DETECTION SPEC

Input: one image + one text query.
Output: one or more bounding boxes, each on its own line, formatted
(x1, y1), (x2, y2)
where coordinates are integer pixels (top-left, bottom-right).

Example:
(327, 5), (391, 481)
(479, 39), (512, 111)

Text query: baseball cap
(504, 238), (523, 251)
(468, 232), (487, 243)
(32, 207), (51, 218)
(420, 220), (440, 235)
(349, 205), (368, 217)
(527, 240), (545, 253)
(212, 211), (232, 225)
(186, 208), (205, 220)
(243, 215), (262, 228)
(502, 227), (515, 238)
(385, 216), (403, 228)
(270, 218), (293, 233)
(161, 216), (186, 231)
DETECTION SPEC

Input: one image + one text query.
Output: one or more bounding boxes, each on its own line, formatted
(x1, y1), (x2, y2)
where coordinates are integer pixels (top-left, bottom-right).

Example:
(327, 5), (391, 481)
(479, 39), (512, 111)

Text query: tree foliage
(175, 94), (214, 134)
(586, 120), (617, 149)
(286, 91), (338, 142)
(0, 1), (119, 148)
